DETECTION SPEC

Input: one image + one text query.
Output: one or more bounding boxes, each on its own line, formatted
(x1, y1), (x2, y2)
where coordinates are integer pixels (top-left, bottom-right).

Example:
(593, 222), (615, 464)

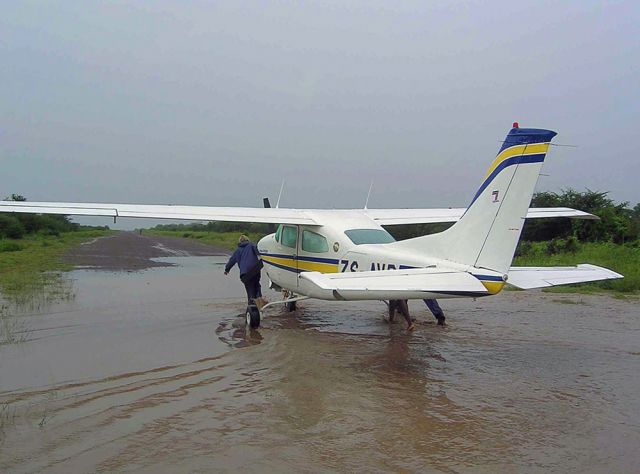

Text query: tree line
(0, 195), (108, 239)
(522, 190), (639, 244)
(151, 221), (272, 234)
(368, 190), (640, 246)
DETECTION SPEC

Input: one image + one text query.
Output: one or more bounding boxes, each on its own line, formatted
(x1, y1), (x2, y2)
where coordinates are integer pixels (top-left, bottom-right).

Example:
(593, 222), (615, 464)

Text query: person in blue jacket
(224, 235), (264, 306)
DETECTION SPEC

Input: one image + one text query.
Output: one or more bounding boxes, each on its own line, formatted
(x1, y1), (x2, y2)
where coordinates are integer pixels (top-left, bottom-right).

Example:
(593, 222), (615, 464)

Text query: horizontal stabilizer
(299, 268), (489, 300)
(507, 264), (623, 289)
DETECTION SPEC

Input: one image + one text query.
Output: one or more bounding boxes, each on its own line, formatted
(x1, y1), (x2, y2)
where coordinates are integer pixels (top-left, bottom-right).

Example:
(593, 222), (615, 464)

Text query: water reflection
(0, 272), (74, 311)
(0, 272), (75, 346)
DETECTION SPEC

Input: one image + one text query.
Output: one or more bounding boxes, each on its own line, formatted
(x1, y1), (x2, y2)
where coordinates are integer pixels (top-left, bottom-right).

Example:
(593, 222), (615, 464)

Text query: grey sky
(1, 1), (638, 229)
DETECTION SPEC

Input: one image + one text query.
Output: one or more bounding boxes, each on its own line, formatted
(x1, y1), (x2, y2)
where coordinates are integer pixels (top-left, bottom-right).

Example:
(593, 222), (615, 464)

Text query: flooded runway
(1, 234), (639, 473)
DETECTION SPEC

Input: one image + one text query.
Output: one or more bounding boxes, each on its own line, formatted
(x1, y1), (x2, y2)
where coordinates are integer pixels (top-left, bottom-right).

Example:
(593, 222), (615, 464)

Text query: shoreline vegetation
(0, 230), (114, 303)
(0, 196), (114, 304)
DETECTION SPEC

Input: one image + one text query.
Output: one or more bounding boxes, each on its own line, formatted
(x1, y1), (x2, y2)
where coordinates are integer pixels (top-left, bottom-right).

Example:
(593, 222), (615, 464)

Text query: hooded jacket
(225, 241), (260, 276)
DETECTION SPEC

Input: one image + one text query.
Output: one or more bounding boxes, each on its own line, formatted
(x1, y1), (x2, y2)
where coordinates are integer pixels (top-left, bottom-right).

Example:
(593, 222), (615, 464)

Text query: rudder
(394, 124), (557, 275)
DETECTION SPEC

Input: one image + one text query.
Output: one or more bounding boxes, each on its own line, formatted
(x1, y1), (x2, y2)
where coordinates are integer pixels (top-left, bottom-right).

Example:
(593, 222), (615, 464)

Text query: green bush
(522, 189), (639, 244)
(546, 239), (561, 255)
(515, 240), (532, 257)
(563, 235), (579, 253)
(0, 215), (26, 239)
(0, 241), (24, 252)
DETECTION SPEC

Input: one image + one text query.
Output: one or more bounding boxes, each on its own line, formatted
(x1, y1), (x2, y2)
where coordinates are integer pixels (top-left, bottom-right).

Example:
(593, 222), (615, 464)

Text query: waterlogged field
(0, 230), (112, 300)
(0, 233), (639, 473)
(0, 231), (112, 345)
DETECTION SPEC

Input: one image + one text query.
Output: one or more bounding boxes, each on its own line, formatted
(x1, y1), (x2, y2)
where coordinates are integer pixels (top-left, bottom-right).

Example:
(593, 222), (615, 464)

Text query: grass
(0, 230), (114, 306)
(0, 241), (25, 253)
(0, 304), (31, 345)
(513, 241), (639, 294)
(0, 401), (17, 445)
(146, 229), (267, 251)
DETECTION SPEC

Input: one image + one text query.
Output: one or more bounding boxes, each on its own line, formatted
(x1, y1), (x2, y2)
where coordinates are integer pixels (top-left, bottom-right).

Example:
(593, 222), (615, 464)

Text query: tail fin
(395, 125), (557, 275)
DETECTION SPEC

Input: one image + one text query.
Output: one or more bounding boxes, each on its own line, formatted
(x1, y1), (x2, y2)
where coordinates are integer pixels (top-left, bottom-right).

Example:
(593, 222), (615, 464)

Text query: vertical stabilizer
(394, 125), (557, 275)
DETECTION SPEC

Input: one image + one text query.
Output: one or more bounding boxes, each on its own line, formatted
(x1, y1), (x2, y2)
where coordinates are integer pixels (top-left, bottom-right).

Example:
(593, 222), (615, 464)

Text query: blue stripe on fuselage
(473, 274), (503, 282)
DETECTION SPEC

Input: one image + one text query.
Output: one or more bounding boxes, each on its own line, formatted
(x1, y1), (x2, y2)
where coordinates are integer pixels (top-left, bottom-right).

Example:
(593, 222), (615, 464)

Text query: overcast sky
(1, 1), (638, 229)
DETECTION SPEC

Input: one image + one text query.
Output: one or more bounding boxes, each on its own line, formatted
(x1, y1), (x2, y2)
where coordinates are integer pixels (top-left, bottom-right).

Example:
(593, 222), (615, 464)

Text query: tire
(245, 305), (261, 329)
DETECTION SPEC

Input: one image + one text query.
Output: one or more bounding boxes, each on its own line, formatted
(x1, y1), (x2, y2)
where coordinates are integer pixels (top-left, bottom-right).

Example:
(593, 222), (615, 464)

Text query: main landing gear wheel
(246, 305), (261, 329)
(282, 290), (297, 312)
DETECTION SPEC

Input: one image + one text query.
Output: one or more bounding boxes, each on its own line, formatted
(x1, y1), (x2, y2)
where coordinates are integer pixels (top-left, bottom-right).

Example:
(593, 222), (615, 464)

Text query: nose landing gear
(245, 304), (261, 329)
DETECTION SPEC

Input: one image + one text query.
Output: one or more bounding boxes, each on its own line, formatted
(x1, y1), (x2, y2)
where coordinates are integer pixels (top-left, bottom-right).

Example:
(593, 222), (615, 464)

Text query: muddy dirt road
(63, 231), (228, 270)
(1, 232), (639, 473)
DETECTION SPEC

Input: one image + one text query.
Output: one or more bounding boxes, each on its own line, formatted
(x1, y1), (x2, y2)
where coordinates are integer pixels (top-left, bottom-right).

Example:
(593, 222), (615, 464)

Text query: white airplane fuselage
(258, 211), (506, 300)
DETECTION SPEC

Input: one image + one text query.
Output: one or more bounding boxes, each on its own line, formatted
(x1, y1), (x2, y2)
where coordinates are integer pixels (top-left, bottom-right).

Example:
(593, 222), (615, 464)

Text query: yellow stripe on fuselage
(485, 143), (550, 179)
(262, 255), (297, 269)
(261, 255), (338, 273)
(297, 260), (339, 273)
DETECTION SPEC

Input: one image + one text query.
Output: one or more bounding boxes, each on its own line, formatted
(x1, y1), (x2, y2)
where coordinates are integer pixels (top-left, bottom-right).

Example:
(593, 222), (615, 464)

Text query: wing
(300, 268), (489, 300)
(365, 207), (598, 225)
(0, 201), (317, 225)
(0, 200), (596, 226)
(507, 264), (623, 289)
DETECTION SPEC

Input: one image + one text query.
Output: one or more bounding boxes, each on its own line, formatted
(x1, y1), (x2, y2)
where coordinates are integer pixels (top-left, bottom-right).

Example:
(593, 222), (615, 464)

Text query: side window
(281, 226), (297, 248)
(302, 230), (329, 253)
(275, 225), (282, 243)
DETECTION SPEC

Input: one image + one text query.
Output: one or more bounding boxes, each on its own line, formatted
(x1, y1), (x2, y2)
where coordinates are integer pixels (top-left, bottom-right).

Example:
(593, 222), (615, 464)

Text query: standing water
(1, 235), (639, 473)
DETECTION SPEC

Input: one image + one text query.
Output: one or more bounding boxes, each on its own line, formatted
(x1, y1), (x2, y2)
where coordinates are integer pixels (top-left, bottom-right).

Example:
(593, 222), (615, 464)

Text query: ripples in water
(1, 258), (639, 472)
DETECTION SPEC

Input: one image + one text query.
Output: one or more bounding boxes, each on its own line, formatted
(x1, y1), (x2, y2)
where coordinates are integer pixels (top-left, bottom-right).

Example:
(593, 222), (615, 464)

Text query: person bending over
(224, 235), (266, 308)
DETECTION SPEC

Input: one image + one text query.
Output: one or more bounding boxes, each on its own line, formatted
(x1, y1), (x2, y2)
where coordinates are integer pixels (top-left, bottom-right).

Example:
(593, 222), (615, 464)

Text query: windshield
(344, 229), (396, 245)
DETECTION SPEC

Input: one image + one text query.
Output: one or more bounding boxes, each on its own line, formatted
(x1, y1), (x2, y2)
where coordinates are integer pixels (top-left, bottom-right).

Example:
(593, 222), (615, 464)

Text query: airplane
(1, 124), (623, 328)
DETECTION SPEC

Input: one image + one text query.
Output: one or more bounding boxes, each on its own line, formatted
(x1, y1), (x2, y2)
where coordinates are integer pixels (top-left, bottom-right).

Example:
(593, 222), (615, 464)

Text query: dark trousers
(388, 299), (412, 325)
(423, 299), (445, 319)
(241, 272), (262, 304)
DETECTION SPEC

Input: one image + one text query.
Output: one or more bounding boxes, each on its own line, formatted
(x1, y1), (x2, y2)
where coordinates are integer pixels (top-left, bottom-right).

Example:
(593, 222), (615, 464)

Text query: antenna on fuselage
(276, 180), (285, 208)
(364, 180), (374, 210)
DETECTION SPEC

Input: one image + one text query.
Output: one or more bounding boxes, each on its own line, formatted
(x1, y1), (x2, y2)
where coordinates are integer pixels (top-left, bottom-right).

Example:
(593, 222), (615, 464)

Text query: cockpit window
(344, 229), (396, 245)
(302, 230), (329, 253)
(281, 225), (298, 248)
(275, 225), (282, 243)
